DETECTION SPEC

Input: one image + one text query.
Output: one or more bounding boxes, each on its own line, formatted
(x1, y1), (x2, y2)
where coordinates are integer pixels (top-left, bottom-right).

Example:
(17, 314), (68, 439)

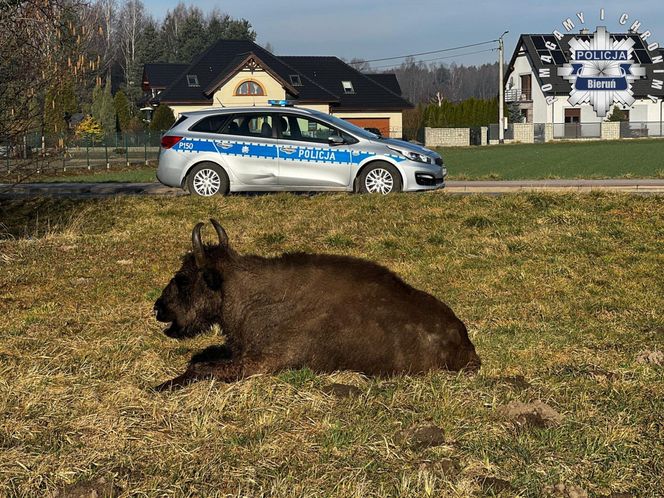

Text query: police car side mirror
(328, 134), (345, 146)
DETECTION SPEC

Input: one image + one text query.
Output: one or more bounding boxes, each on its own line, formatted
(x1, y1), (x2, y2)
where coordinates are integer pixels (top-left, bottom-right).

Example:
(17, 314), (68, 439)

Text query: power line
(349, 40), (499, 65)
(369, 48), (498, 70)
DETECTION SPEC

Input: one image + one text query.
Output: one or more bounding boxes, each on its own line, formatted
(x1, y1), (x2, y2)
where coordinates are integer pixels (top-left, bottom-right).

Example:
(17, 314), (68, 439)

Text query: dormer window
(235, 80), (265, 96)
(186, 74), (199, 87)
(289, 74), (302, 86)
(342, 80), (355, 94)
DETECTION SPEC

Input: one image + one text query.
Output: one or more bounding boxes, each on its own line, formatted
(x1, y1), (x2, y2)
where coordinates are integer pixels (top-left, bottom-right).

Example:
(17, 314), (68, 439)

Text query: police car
(157, 101), (446, 196)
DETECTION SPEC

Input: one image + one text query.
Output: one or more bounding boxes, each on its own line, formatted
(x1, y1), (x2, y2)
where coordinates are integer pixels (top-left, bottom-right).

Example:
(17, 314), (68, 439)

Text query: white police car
(157, 101), (446, 196)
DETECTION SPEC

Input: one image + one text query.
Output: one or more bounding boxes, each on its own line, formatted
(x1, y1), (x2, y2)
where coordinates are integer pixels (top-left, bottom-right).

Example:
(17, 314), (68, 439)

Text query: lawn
(15, 164), (158, 184)
(0, 192), (662, 497)
(440, 139), (664, 180)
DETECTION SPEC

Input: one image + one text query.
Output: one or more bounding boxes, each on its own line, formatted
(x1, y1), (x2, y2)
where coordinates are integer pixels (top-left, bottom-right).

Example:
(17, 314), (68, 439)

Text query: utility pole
(498, 31), (509, 144)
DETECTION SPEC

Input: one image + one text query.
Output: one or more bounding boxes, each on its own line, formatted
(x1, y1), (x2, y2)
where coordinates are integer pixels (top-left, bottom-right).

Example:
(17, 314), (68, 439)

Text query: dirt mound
(475, 475), (513, 493)
(498, 400), (562, 428)
(635, 350), (663, 366)
(400, 424), (445, 450)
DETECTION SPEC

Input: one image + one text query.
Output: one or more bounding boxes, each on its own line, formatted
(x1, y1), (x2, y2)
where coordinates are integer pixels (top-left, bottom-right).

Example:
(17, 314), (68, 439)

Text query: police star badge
(559, 26), (646, 117)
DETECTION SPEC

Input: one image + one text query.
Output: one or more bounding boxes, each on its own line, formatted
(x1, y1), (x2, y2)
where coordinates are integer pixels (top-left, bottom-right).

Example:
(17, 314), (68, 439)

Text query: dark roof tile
(152, 40), (411, 110)
(280, 56), (413, 110)
(142, 63), (189, 89)
(365, 73), (402, 96)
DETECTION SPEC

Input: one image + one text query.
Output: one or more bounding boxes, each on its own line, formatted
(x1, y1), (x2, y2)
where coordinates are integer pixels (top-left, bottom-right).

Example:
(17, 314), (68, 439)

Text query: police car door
(216, 112), (279, 187)
(277, 114), (352, 188)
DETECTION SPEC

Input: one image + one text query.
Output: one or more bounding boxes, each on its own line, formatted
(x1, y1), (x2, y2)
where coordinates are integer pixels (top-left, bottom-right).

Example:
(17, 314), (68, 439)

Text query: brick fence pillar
(601, 122), (620, 140)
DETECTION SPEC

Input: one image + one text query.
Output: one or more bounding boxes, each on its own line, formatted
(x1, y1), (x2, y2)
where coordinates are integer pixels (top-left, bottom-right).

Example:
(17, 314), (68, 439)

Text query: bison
(153, 219), (480, 390)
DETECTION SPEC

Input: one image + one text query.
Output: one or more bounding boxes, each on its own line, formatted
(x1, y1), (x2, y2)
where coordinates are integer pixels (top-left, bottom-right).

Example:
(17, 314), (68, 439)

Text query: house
(141, 40), (412, 138)
(505, 29), (664, 137)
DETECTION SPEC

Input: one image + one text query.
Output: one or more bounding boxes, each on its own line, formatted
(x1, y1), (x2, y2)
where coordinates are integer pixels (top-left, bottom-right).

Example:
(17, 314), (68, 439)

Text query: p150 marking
(177, 141), (194, 150)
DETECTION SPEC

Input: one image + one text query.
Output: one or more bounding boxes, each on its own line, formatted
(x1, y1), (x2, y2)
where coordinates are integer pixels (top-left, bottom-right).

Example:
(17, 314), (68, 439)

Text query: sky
(142, 0), (664, 68)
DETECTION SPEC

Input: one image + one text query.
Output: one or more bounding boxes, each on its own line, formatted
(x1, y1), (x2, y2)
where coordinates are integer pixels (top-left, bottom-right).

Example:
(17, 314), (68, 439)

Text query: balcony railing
(505, 88), (532, 102)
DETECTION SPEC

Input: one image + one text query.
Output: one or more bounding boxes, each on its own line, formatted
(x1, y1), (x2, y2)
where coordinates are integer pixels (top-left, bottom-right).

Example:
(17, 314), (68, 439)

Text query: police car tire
(358, 162), (402, 194)
(186, 162), (229, 197)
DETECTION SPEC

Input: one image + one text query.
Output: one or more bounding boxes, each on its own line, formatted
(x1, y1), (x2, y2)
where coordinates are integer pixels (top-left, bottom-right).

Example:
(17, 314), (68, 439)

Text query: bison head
(154, 219), (232, 339)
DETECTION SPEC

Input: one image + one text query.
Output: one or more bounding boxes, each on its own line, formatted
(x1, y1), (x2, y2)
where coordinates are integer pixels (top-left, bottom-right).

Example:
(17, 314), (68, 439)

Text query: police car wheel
(186, 162), (229, 197)
(359, 163), (402, 195)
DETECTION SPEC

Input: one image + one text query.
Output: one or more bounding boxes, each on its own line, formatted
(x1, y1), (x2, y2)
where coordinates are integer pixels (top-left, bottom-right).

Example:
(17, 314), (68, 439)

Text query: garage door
(343, 118), (390, 138)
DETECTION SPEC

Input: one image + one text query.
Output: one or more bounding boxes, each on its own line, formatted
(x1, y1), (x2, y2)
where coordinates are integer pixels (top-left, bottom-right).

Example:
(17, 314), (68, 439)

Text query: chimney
(580, 28), (590, 35)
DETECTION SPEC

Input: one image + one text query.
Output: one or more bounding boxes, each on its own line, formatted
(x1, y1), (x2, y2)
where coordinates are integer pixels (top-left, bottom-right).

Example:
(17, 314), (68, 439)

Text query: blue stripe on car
(173, 137), (405, 165)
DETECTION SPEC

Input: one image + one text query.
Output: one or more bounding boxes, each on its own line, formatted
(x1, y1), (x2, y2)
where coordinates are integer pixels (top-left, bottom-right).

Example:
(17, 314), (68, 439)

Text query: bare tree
(117, 0), (145, 87)
(0, 0), (100, 185)
(349, 58), (372, 73)
(94, 0), (116, 78)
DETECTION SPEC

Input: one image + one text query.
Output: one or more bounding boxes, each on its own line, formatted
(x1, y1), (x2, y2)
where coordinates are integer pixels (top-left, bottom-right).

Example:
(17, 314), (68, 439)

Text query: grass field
(1, 192), (662, 497)
(440, 140), (664, 180)
(21, 138), (664, 184)
(10, 164), (158, 184)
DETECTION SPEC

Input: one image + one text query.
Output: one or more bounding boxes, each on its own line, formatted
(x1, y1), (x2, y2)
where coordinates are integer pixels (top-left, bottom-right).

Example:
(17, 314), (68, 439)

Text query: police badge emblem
(558, 26), (646, 117)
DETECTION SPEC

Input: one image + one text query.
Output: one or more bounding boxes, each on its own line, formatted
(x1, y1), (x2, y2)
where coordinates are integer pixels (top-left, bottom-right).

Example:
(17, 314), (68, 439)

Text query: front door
(216, 112), (279, 186)
(276, 113), (352, 188)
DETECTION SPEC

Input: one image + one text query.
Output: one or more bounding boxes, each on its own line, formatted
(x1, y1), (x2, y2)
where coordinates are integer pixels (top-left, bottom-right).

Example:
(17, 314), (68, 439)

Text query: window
(221, 113), (274, 138)
(289, 74), (302, 86)
(520, 74), (532, 100)
(279, 115), (346, 144)
(190, 114), (229, 133)
(235, 80), (265, 96)
(341, 80), (354, 94)
(564, 108), (581, 124)
(186, 74), (199, 87)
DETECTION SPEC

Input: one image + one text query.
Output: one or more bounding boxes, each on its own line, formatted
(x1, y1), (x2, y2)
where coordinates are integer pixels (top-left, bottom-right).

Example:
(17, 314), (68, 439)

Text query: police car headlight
(388, 146), (432, 164)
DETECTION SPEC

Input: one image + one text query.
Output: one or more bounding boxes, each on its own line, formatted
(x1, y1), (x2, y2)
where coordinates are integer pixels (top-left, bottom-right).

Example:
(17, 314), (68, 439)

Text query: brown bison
(153, 219), (480, 390)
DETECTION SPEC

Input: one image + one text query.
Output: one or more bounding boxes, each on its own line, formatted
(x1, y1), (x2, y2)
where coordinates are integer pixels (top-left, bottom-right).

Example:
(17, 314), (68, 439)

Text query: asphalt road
(1, 179), (664, 198)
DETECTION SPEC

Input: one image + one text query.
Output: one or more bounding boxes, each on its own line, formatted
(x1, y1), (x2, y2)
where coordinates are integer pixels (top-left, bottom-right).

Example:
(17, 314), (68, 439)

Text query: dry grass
(0, 192), (662, 497)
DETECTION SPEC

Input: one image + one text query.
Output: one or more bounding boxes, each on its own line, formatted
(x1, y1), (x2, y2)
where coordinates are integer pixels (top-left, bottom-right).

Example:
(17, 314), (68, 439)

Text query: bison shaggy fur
(153, 220), (480, 389)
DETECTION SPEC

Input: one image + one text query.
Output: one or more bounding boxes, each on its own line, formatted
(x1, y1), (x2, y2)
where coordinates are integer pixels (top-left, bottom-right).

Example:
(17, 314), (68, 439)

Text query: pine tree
(114, 90), (131, 131)
(178, 9), (207, 62)
(607, 105), (628, 122)
(100, 78), (116, 135)
(150, 105), (175, 131)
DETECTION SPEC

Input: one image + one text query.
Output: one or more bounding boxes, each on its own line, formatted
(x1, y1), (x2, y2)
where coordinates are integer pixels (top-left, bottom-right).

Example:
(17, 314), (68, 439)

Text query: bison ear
(202, 268), (222, 291)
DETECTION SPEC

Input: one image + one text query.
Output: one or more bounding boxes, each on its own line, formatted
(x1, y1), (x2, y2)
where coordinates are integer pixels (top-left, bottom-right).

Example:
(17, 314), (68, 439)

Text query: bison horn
(191, 222), (206, 268)
(209, 219), (229, 248)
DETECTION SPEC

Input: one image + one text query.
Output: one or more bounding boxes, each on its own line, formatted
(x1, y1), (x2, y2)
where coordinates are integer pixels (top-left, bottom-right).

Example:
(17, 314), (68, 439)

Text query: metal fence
(488, 124), (514, 141)
(620, 121), (664, 138)
(553, 123), (602, 139)
(0, 132), (163, 176)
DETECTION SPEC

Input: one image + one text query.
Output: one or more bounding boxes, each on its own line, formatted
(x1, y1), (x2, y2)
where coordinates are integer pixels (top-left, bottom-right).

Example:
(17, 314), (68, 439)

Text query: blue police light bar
(268, 99), (295, 107)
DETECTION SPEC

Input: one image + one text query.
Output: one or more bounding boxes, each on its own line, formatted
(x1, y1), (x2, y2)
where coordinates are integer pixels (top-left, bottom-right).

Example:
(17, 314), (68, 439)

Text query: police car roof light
(268, 100), (295, 107)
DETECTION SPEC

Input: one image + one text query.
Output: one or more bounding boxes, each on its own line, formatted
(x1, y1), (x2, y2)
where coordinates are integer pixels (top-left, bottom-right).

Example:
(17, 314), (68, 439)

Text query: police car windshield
(320, 114), (381, 140)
